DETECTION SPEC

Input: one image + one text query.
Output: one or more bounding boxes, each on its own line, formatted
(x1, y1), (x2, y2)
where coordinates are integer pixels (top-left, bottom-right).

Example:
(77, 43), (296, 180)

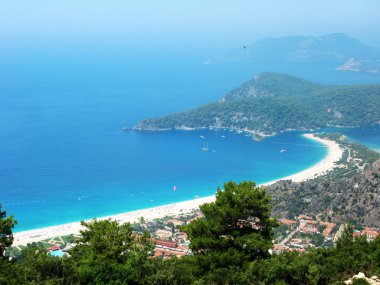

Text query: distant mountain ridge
(134, 72), (380, 138)
(215, 33), (380, 74)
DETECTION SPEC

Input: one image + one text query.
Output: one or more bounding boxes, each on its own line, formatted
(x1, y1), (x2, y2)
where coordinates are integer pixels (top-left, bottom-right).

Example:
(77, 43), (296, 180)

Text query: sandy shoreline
(262, 133), (343, 184)
(13, 133), (343, 246)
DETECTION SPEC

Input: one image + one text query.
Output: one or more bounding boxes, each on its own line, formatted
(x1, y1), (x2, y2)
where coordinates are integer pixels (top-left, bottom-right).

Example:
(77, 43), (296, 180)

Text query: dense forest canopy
(135, 73), (380, 136)
(1, 181), (380, 284)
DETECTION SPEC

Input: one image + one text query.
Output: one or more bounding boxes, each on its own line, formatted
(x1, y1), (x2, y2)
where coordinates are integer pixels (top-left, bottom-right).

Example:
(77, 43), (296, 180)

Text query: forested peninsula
(134, 73), (380, 139)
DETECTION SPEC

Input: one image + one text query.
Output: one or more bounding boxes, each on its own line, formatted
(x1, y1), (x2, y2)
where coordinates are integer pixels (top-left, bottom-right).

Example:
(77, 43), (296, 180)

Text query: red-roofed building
(152, 239), (190, 259)
(279, 219), (297, 226)
(153, 249), (173, 259)
(362, 227), (379, 241)
(170, 251), (186, 257)
(154, 239), (177, 249)
(48, 245), (60, 251)
(320, 222), (336, 237)
(300, 223), (319, 235)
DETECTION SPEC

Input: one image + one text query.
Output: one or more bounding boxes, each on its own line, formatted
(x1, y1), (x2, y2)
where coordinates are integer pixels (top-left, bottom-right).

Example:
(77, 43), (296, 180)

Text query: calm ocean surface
(1, 46), (379, 231)
(327, 125), (380, 153)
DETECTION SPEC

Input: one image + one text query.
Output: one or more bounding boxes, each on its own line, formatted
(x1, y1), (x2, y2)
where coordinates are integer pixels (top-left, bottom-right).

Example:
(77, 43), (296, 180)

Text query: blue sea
(325, 125), (380, 153)
(1, 45), (379, 232)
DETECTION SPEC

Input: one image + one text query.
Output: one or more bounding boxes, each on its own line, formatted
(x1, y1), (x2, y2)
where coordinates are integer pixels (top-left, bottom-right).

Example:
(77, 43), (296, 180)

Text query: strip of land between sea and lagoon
(12, 133), (343, 246)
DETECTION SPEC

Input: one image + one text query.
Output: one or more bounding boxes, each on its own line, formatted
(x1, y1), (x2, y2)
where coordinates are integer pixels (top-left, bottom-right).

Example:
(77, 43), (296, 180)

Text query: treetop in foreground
(184, 181), (277, 267)
(0, 203), (17, 259)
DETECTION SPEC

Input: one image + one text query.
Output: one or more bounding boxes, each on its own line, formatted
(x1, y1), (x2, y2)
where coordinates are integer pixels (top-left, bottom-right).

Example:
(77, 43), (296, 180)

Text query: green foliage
(352, 279), (371, 285)
(143, 256), (199, 285)
(68, 218), (154, 284)
(136, 73), (380, 135)
(246, 234), (380, 285)
(336, 225), (354, 249)
(268, 139), (380, 227)
(2, 182), (380, 284)
(0, 203), (17, 259)
(0, 244), (66, 285)
(183, 181), (277, 281)
(224, 72), (321, 101)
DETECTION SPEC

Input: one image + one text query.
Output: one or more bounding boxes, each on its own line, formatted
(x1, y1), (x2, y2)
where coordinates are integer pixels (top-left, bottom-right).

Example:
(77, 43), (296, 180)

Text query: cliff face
(336, 58), (380, 74)
(268, 159), (380, 227)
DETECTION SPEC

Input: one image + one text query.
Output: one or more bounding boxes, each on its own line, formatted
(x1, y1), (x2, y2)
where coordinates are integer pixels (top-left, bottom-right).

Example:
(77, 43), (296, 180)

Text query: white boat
(201, 142), (209, 151)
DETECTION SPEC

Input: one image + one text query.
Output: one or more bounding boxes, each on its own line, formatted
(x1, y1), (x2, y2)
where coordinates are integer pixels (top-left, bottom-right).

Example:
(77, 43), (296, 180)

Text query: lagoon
(1, 46), (379, 232)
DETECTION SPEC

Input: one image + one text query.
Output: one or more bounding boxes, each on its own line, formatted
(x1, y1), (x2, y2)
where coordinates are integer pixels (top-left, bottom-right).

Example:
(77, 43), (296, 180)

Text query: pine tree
(184, 181), (277, 274)
(0, 203), (17, 259)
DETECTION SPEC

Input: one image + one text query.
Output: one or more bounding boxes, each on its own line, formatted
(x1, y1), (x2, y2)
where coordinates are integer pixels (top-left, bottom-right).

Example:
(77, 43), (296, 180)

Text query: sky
(1, 0), (380, 54)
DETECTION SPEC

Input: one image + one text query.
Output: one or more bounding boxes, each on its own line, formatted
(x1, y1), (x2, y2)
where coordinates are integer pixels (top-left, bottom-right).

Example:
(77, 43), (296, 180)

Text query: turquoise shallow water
(1, 127), (327, 232)
(0, 46), (379, 232)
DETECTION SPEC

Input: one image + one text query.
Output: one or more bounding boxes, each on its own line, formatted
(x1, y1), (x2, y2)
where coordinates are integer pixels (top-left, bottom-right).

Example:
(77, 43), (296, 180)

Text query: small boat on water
(201, 142), (209, 151)
(280, 149), (286, 153)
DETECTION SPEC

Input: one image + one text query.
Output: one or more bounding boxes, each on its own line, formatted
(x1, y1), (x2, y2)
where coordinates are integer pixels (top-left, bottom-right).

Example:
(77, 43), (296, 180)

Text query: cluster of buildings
(273, 215), (338, 253)
(272, 215), (380, 254)
(354, 227), (379, 241)
(134, 211), (204, 259)
(142, 212), (380, 258)
(14, 211), (380, 259)
(152, 239), (189, 258)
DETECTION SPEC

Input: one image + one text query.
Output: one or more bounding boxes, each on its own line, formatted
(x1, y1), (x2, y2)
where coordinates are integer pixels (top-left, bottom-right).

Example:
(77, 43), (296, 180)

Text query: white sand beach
(262, 133), (343, 184)
(13, 133), (343, 246)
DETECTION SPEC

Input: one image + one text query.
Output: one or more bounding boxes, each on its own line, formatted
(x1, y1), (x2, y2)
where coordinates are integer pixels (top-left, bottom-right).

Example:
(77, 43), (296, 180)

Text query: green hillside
(134, 73), (380, 137)
(223, 72), (321, 100)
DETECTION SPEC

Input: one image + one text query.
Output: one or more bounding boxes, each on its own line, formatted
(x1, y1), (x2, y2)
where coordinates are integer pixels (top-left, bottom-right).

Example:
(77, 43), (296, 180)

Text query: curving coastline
(262, 133), (343, 184)
(13, 134), (343, 246)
